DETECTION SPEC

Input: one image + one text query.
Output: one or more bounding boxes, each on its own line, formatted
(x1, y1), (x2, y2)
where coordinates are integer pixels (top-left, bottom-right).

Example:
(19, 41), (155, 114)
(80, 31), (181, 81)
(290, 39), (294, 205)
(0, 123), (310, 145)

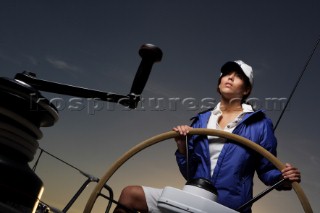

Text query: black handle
(129, 44), (163, 96)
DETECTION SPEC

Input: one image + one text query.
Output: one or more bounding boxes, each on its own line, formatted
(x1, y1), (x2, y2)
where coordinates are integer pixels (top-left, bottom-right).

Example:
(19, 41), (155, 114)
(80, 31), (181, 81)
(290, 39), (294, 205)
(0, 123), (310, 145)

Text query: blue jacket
(175, 109), (282, 213)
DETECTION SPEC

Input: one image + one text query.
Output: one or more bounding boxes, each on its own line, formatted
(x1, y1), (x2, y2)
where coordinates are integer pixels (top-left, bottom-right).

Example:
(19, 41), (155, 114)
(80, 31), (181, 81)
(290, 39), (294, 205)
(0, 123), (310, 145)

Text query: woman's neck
(220, 97), (243, 113)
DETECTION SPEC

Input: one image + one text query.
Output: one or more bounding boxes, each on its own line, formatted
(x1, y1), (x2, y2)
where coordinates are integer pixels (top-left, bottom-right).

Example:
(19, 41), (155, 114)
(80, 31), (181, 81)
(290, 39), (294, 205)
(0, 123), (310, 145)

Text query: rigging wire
(32, 148), (44, 171)
(34, 147), (85, 173)
(274, 34), (320, 131)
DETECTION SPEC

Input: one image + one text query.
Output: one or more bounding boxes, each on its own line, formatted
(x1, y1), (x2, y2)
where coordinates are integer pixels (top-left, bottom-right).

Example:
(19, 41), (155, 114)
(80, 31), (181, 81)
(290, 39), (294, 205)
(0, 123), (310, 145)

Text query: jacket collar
(191, 108), (265, 128)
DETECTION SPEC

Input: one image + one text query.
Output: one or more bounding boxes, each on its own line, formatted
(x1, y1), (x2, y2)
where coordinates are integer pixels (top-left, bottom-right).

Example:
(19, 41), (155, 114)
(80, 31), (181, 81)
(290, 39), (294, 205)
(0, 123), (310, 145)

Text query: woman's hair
(216, 70), (252, 103)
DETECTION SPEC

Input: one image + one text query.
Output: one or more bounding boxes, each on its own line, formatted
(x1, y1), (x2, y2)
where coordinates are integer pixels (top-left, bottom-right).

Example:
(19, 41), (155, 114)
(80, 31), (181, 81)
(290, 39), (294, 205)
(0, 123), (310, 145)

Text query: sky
(1, 0), (320, 212)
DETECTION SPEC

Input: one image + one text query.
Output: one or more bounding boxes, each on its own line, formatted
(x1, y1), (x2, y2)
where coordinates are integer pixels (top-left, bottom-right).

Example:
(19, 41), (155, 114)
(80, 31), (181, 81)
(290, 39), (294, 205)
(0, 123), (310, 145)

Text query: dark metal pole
(62, 178), (94, 213)
(274, 34), (320, 130)
(237, 179), (287, 212)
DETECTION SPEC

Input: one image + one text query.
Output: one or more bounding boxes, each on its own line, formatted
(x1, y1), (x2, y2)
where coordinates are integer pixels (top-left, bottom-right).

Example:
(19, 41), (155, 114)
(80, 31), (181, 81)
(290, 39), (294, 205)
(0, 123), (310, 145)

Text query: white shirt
(207, 103), (254, 176)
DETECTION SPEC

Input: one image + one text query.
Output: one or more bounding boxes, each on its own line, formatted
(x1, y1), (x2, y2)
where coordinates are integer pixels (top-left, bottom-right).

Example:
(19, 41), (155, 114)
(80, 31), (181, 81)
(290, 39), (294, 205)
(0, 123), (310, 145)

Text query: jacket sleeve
(255, 118), (282, 185)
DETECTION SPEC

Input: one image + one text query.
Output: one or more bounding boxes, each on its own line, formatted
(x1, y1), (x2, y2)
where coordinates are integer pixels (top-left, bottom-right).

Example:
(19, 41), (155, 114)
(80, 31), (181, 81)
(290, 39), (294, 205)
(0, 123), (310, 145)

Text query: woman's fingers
(281, 163), (301, 182)
(173, 125), (192, 135)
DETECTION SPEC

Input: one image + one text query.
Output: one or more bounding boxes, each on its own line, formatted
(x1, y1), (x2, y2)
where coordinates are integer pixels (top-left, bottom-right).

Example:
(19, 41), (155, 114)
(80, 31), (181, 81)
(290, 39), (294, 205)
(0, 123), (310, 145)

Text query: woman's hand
(173, 125), (193, 136)
(280, 163), (301, 190)
(282, 163), (301, 181)
(172, 125), (193, 155)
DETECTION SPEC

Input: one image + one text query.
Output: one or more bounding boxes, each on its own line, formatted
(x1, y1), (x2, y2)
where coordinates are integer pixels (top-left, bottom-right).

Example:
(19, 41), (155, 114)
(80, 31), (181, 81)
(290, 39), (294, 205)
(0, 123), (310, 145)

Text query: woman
(114, 60), (301, 213)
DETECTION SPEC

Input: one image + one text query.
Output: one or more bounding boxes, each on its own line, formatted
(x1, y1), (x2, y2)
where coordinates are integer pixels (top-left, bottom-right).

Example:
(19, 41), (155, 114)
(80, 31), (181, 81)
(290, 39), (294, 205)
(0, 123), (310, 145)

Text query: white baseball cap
(221, 60), (253, 86)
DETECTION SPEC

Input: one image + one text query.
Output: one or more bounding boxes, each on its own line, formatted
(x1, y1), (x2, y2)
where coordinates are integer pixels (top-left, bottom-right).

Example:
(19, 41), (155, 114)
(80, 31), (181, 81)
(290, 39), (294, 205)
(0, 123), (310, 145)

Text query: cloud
(24, 55), (38, 65)
(46, 57), (81, 72)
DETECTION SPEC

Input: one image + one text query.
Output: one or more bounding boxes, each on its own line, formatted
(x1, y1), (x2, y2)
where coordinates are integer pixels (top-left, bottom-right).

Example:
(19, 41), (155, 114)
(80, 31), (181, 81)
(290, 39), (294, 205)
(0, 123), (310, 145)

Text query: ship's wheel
(84, 129), (313, 213)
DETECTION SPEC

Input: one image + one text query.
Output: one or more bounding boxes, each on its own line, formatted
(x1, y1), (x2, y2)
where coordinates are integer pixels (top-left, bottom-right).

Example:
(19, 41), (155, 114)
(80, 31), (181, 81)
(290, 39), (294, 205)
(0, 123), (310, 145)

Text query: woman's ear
(243, 86), (251, 96)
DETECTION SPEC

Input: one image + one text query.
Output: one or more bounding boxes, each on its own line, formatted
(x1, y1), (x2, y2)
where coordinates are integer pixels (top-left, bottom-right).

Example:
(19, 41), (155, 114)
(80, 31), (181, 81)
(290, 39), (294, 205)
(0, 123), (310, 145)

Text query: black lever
(129, 44), (163, 96)
(14, 44), (162, 109)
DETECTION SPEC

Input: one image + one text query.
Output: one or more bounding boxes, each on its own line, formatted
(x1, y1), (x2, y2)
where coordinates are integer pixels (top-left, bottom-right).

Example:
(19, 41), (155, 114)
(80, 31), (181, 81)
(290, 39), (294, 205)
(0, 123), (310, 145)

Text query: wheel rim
(84, 129), (313, 213)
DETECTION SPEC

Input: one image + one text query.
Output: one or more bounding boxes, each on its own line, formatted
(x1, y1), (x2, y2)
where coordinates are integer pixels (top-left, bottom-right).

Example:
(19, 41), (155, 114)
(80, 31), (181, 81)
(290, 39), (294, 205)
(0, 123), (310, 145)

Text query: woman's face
(218, 71), (250, 100)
